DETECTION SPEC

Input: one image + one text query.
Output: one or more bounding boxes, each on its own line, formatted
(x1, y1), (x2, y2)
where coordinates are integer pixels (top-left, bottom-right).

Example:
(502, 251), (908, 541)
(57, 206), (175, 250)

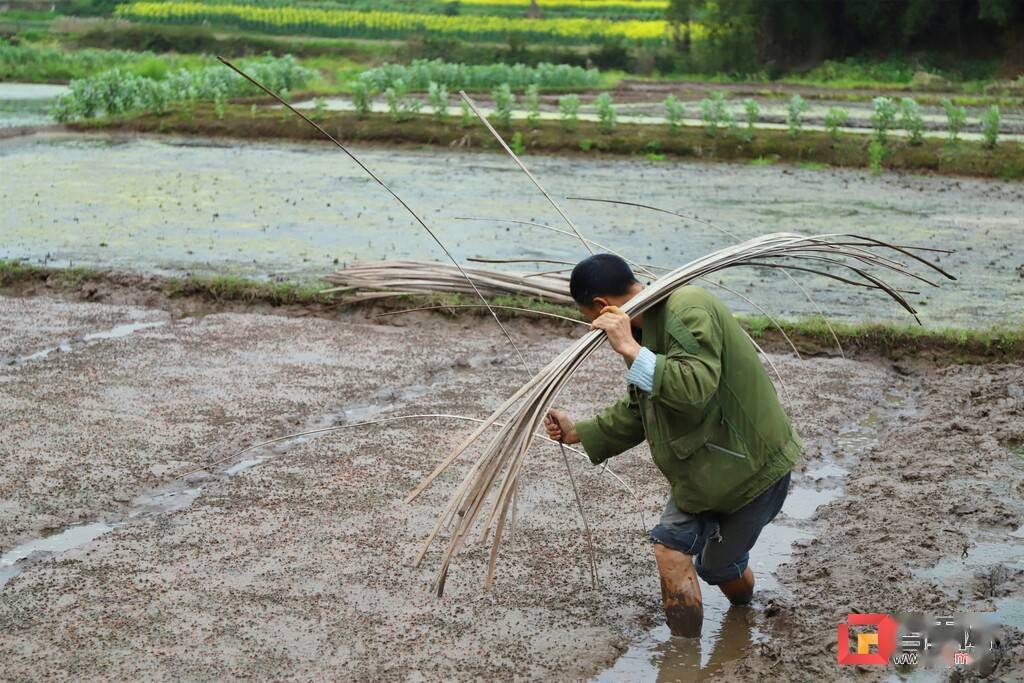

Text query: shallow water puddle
(594, 524), (810, 682)
(0, 481), (208, 587)
(916, 539), (1024, 631)
(781, 486), (842, 520)
(804, 462), (848, 480)
(0, 82), (66, 128)
(7, 320), (167, 366)
(0, 522), (116, 587)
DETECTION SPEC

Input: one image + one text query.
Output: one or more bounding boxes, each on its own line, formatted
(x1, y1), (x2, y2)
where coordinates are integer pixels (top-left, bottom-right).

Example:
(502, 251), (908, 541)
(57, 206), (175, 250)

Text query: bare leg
(653, 543), (703, 637)
(718, 566), (755, 606)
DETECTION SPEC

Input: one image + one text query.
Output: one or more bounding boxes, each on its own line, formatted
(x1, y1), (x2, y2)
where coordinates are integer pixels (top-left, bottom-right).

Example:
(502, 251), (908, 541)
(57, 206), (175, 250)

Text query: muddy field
(1, 290), (1022, 681)
(3, 132), (1023, 327)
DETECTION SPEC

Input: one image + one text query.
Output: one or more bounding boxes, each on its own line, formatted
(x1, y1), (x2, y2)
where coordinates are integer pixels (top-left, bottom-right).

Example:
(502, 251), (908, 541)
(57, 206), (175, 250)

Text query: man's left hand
(590, 305), (642, 363)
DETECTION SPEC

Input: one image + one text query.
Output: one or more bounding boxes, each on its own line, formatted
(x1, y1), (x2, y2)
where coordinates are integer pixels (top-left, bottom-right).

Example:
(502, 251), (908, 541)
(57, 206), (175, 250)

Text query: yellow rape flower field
(114, 2), (673, 44)
(461, 0), (668, 8)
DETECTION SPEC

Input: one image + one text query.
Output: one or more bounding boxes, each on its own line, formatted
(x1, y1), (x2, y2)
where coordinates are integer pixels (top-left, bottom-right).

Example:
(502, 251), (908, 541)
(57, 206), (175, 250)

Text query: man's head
(569, 253), (644, 322)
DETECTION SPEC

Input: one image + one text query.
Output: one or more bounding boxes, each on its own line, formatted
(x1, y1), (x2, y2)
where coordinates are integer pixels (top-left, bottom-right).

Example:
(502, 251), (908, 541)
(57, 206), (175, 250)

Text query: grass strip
(3, 260), (1021, 362)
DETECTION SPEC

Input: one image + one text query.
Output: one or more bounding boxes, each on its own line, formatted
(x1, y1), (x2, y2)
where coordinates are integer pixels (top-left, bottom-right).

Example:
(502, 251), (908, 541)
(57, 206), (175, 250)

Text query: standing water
(0, 83), (67, 129)
(3, 132), (1023, 326)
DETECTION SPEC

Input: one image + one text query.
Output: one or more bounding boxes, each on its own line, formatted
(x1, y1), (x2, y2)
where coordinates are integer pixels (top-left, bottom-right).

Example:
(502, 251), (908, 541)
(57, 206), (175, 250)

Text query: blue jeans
(649, 472), (791, 585)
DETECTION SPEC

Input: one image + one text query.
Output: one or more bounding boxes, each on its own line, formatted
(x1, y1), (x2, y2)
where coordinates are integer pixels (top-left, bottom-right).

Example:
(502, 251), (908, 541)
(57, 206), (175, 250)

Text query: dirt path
(1, 293), (1022, 680)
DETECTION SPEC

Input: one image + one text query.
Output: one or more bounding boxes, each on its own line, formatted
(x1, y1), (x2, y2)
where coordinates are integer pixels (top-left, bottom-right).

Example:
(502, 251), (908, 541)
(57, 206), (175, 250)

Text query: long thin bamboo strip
(375, 304), (586, 325)
(460, 92), (592, 256)
(325, 260), (575, 305)
(216, 58), (534, 374)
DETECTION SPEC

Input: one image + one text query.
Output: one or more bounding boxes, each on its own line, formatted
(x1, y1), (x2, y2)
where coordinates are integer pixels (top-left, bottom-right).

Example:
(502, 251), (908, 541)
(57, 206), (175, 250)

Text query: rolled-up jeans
(649, 471), (791, 585)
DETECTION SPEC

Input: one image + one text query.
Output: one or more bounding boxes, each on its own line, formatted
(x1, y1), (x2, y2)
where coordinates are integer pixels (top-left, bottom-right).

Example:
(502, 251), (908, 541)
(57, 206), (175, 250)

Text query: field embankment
(71, 106), (1024, 180)
(3, 260), (1023, 364)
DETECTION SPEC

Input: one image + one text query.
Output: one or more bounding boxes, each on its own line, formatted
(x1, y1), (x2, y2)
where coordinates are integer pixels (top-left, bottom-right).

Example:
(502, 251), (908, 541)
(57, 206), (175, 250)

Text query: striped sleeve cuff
(625, 346), (656, 392)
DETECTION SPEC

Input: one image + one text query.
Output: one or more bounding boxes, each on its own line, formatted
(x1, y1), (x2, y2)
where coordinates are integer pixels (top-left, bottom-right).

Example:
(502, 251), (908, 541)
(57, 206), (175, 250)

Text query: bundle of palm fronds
(218, 59), (954, 597)
(322, 260), (574, 305)
(406, 231), (953, 595)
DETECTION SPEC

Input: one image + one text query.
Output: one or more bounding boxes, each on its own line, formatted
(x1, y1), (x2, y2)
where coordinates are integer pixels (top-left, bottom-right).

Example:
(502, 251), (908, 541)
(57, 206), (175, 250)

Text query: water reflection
(654, 607), (757, 682)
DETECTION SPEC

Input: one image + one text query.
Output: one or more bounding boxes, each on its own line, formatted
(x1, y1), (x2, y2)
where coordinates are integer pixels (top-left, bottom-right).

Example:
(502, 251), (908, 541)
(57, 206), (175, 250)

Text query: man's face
(577, 282), (644, 323)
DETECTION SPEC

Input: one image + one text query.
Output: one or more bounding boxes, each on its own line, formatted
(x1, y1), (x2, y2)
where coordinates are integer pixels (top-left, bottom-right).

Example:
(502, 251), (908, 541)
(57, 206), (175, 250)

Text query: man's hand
(590, 305), (642, 363)
(544, 409), (579, 445)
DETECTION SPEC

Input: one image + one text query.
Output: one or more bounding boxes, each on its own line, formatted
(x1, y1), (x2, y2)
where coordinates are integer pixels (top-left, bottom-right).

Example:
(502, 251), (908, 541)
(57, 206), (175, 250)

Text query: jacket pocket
(667, 421), (759, 513)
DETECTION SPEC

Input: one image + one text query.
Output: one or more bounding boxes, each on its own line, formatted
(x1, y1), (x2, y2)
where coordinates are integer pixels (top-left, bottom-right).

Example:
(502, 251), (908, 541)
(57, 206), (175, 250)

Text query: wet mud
(0, 294), (1022, 680)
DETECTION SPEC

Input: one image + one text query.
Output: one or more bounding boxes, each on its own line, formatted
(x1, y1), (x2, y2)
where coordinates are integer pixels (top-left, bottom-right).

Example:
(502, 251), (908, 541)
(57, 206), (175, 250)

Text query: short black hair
(569, 254), (638, 307)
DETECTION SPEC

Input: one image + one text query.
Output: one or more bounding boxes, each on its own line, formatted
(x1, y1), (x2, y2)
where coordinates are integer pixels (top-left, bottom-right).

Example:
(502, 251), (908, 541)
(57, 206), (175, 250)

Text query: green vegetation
(870, 96), (897, 144)
(358, 59), (600, 92)
(743, 315), (1024, 363)
(114, 2), (669, 46)
(823, 107), (848, 141)
(899, 97), (924, 146)
(868, 140), (885, 175)
(0, 38), (208, 81)
(0, 259), (333, 305)
(779, 58), (1004, 92)
(351, 79), (372, 116)
(163, 274), (334, 305)
(699, 91), (731, 136)
(981, 105), (1001, 149)
(524, 83), (540, 126)
(384, 78), (420, 121)
(510, 130), (525, 154)
(663, 94), (684, 129)
(785, 94), (805, 138)
(595, 91), (616, 133)
(741, 98), (758, 139)
(0, 260), (96, 287)
(427, 80), (449, 119)
(665, 1), (1022, 78)
(491, 82), (514, 127)
(51, 54), (313, 122)
(3, 0), (1021, 89)
(942, 98), (968, 144)
(558, 93), (580, 131)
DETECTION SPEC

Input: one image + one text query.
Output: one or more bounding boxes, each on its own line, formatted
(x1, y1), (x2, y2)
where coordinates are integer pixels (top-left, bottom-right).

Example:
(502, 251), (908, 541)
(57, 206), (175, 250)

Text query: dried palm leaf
(323, 260), (574, 305)
(411, 232), (954, 595)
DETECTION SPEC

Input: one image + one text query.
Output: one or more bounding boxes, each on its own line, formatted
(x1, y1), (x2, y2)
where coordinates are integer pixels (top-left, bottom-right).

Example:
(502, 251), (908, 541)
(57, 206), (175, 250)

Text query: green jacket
(576, 286), (801, 515)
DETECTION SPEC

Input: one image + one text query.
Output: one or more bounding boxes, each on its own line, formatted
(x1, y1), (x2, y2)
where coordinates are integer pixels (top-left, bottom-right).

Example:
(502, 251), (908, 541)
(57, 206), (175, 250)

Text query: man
(544, 254), (801, 638)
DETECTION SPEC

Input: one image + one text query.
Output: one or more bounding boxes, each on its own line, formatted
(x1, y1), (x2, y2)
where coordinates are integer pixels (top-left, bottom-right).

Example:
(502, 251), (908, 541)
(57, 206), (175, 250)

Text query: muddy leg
(653, 543), (703, 637)
(718, 566), (755, 606)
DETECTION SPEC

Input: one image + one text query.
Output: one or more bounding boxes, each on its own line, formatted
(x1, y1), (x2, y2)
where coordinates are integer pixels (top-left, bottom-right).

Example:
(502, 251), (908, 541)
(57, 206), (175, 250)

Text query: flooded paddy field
(1, 293), (1022, 680)
(0, 83), (67, 131)
(3, 131), (1023, 327)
